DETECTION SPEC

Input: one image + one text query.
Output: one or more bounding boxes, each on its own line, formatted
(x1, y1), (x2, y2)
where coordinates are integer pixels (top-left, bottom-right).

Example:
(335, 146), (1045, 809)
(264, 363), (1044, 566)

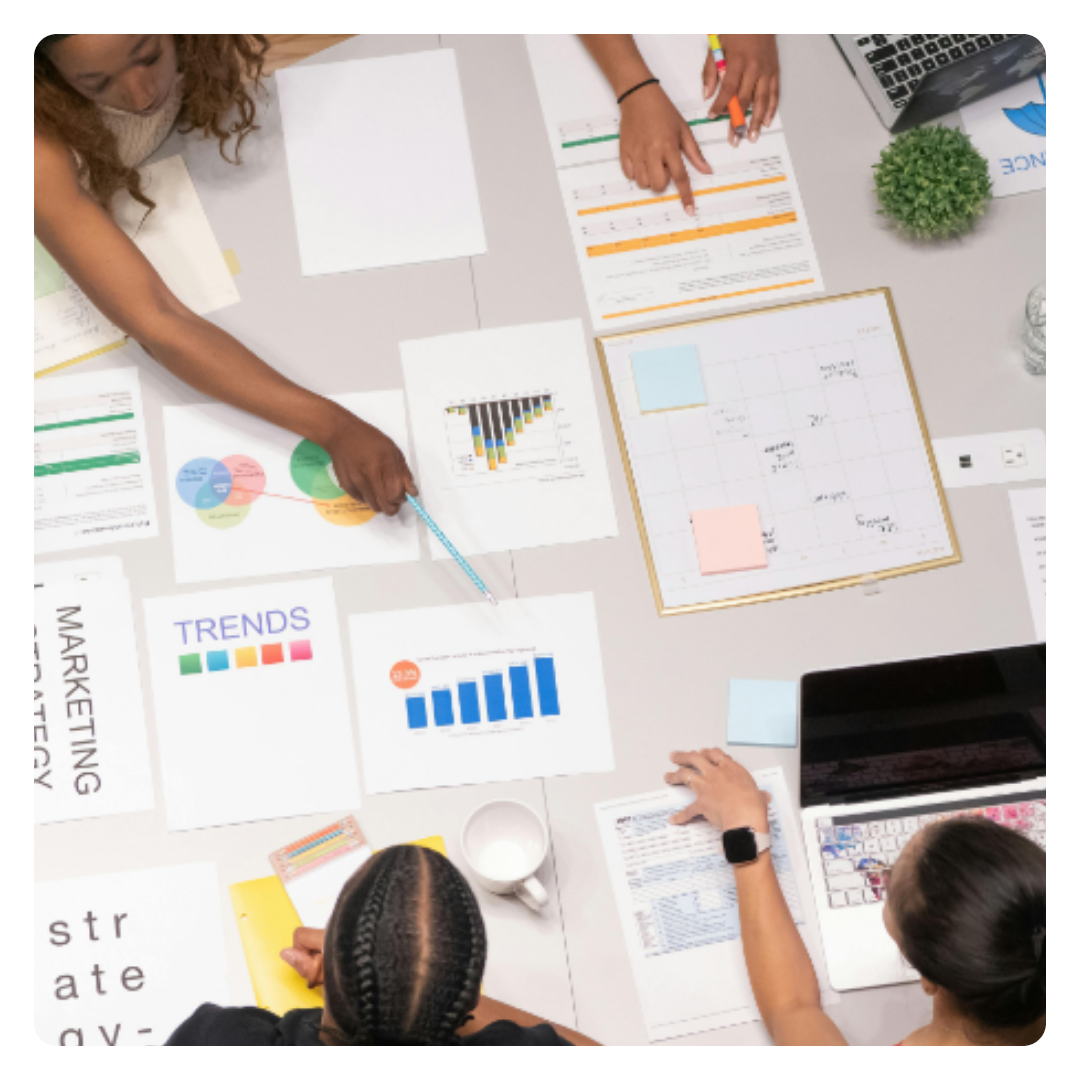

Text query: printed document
(400, 320), (618, 559)
(35, 367), (159, 554)
(35, 863), (229, 1045)
(1009, 486), (1046, 641)
(595, 767), (837, 1041)
(961, 74), (1046, 198)
(349, 593), (615, 794)
(143, 577), (361, 831)
(35, 577), (154, 825)
(559, 136), (822, 330)
(163, 390), (419, 584)
(277, 49), (487, 276)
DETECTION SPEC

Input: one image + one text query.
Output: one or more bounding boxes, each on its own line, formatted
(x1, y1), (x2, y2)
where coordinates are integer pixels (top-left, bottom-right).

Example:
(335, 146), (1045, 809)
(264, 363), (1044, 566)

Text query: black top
(167, 1004), (572, 1046)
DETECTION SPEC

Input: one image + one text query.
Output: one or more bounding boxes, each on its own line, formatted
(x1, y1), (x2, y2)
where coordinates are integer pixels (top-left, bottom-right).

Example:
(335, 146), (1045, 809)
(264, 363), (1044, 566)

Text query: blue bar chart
(405, 654), (562, 734)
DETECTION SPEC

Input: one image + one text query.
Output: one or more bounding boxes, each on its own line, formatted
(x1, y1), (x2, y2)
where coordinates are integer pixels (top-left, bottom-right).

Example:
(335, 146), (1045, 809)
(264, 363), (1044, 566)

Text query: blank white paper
(276, 49), (487, 276)
(143, 577), (361, 831)
(595, 768), (837, 1041)
(35, 578), (155, 825)
(349, 593), (615, 794)
(400, 320), (618, 560)
(112, 154), (240, 316)
(35, 863), (229, 1045)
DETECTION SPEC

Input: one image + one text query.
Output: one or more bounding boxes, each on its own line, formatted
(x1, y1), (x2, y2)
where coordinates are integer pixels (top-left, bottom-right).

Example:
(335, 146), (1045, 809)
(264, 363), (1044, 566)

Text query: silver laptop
(832, 34), (1046, 131)
(799, 644), (1046, 992)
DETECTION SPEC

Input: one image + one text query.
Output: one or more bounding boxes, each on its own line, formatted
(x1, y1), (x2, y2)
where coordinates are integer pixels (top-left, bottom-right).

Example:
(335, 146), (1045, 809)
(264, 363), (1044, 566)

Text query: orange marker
(707, 34), (747, 137)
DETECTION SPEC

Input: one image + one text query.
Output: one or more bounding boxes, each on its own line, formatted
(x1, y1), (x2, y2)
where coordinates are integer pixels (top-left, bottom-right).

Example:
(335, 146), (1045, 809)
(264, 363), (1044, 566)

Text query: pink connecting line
(231, 485), (370, 510)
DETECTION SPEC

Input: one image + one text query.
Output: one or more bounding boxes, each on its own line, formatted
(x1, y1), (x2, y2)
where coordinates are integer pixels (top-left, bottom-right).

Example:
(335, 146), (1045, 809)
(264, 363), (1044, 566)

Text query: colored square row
(179, 639), (313, 675)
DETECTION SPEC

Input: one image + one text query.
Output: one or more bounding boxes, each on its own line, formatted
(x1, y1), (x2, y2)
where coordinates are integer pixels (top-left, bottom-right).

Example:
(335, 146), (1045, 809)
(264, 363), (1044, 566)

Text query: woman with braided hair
(34, 34), (416, 517)
(167, 844), (599, 1045)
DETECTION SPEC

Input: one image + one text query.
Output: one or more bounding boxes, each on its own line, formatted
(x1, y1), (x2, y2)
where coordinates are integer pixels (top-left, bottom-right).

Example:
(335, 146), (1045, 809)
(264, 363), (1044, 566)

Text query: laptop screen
(800, 644), (1046, 808)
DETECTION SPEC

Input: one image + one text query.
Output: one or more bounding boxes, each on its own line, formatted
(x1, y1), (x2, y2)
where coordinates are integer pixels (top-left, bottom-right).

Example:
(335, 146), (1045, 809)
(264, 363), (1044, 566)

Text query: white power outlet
(1001, 444), (1028, 468)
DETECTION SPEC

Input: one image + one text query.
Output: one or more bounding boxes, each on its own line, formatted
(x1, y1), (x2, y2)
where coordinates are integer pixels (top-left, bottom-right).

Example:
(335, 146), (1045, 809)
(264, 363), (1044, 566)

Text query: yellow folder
(229, 835), (448, 1017)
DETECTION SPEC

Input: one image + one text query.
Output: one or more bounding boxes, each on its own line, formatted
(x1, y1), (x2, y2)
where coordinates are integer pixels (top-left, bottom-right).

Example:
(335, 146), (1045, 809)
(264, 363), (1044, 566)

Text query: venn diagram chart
(175, 440), (376, 530)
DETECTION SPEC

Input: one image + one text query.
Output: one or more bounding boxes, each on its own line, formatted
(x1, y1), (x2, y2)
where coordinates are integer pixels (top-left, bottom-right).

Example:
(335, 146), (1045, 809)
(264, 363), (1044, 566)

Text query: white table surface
(34, 33), (1045, 1046)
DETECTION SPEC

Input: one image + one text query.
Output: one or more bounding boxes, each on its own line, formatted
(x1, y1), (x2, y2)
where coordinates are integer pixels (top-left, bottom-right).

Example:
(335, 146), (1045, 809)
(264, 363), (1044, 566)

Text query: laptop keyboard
(816, 792), (1046, 910)
(853, 34), (1014, 110)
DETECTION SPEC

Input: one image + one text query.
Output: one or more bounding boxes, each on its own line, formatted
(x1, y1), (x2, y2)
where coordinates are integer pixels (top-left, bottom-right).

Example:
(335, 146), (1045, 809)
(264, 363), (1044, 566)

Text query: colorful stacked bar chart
(405, 655), (561, 731)
(446, 394), (557, 474)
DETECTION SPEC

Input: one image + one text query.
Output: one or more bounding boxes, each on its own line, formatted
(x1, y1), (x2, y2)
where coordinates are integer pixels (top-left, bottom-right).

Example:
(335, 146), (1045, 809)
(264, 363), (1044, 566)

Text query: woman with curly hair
(167, 844), (599, 1045)
(34, 34), (415, 516)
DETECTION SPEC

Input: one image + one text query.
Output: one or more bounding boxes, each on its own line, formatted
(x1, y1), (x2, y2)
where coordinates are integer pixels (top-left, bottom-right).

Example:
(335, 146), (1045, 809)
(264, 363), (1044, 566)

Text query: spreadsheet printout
(595, 768), (836, 1041)
(600, 290), (957, 612)
(35, 367), (159, 554)
(559, 134), (823, 330)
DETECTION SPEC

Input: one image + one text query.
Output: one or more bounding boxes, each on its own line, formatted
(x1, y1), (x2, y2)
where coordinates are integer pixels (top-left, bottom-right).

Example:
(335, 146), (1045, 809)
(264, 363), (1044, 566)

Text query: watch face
(723, 828), (758, 864)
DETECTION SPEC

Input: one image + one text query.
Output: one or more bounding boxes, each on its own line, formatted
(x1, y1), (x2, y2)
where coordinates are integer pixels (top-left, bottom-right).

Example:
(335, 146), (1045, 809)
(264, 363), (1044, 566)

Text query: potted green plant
(873, 125), (992, 240)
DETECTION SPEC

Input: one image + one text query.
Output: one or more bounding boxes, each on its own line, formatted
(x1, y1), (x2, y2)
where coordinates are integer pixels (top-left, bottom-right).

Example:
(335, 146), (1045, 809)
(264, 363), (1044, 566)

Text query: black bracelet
(617, 77), (659, 106)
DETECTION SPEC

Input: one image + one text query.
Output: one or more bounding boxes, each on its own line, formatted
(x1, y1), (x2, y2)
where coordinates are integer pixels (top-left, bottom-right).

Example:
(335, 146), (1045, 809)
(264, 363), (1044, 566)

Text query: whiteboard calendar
(597, 289), (959, 615)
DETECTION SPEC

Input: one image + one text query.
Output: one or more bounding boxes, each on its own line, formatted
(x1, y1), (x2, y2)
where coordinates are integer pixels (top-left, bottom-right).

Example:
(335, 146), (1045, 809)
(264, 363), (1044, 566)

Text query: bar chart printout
(349, 594), (614, 794)
(445, 393), (566, 482)
(402, 652), (563, 735)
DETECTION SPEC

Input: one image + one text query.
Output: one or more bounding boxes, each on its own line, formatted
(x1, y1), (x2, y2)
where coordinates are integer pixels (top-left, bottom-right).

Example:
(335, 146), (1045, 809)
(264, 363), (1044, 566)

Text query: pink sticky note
(691, 505), (768, 574)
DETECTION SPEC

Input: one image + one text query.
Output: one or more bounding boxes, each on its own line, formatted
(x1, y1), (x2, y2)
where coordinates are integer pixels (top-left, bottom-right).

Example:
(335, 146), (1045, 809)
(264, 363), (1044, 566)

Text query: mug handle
(513, 875), (548, 912)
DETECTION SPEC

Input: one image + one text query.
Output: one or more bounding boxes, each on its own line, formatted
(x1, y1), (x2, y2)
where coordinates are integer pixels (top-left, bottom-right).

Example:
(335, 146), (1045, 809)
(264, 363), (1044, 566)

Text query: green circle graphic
(290, 439), (343, 501)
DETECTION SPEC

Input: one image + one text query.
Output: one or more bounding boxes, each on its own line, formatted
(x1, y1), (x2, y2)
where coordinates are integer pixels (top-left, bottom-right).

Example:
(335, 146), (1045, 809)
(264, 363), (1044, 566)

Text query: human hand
(619, 82), (713, 214)
(281, 927), (326, 988)
(326, 414), (417, 517)
(701, 35), (780, 146)
(664, 748), (771, 832)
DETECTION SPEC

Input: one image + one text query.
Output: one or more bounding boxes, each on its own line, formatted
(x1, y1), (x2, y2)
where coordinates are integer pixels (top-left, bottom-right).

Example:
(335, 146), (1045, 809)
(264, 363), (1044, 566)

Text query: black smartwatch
(722, 825), (772, 866)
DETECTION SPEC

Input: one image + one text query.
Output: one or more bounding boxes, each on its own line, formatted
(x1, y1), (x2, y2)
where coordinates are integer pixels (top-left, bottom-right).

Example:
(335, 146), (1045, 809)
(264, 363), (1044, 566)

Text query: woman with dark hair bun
(35, 35), (416, 517)
(664, 747), (1046, 1046)
(167, 845), (599, 1045)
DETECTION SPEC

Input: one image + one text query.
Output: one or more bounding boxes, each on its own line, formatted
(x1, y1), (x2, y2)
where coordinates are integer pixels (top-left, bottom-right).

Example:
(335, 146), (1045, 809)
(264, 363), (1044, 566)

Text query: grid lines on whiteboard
(607, 313), (954, 611)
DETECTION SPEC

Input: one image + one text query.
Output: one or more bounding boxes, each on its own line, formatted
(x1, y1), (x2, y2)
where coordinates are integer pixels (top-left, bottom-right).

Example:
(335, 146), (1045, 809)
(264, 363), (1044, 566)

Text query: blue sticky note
(727, 679), (798, 748)
(631, 345), (707, 413)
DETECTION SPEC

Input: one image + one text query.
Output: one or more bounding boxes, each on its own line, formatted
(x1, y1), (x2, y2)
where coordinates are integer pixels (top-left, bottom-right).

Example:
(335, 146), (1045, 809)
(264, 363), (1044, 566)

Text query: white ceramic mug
(461, 800), (549, 912)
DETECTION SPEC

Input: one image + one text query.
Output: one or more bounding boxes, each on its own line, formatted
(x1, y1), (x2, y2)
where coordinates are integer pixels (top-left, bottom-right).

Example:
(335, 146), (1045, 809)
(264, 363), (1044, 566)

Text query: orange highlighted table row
(586, 211), (799, 258)
(576, 174), (786, 217)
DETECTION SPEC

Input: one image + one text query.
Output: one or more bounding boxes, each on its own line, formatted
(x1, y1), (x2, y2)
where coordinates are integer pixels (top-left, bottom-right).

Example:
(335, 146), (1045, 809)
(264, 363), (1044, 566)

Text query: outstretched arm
(665, 748), (846, 1046)
(34, 132), (416, 516)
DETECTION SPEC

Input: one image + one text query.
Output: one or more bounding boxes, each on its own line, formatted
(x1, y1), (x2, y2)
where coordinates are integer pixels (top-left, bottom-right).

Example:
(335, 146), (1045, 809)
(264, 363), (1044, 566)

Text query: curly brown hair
(34, 34), (269, 210)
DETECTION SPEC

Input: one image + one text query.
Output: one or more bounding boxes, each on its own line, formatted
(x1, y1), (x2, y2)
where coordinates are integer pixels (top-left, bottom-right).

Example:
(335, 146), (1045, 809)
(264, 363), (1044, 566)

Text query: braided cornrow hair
(321, 845), (487, 1046)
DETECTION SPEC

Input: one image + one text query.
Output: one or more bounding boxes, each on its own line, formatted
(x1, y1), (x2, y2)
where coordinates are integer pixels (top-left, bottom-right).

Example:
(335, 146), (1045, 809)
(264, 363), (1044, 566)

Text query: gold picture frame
(595, 287), (961, 617)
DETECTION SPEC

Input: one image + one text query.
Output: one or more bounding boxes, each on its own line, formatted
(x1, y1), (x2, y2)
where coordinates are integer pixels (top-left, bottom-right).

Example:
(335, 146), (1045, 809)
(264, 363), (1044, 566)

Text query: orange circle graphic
(390, 660), (421, 690)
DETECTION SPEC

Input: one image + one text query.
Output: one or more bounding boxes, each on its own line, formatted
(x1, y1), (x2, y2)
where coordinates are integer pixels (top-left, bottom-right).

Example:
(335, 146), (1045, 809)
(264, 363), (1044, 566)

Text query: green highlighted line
(35, 452), (141, 477)
(34, 412), (135, 433)
(561, 110), (750, 149)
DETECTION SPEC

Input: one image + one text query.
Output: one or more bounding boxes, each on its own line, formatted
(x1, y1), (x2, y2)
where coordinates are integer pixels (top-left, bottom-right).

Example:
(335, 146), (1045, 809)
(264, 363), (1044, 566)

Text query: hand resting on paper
(663, 747), (771, 833)
(327, 415), (418, 517)
(281, 926), (326, 988)
(701, 34), (780, 145)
